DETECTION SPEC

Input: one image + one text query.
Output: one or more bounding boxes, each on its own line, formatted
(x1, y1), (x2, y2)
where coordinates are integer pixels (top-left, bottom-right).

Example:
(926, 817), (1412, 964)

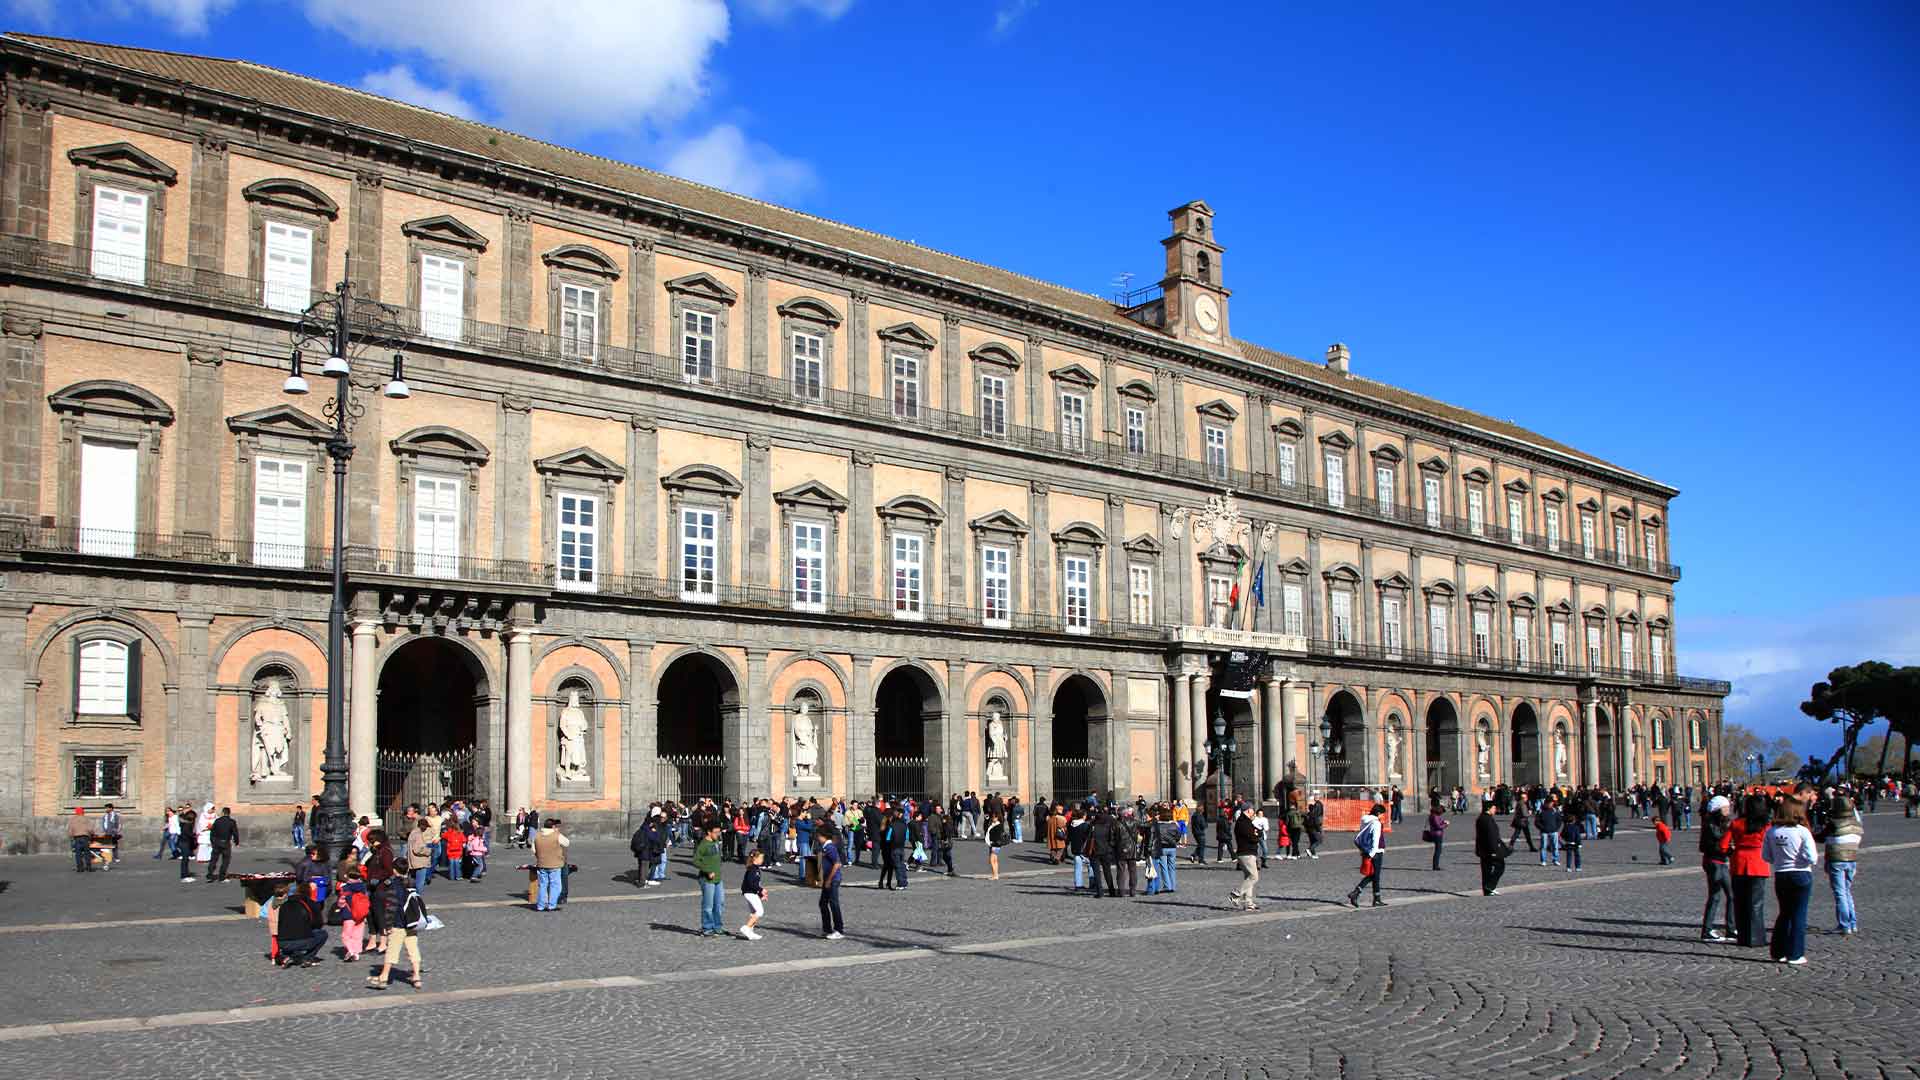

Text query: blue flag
(1250, 560), (1265, 607)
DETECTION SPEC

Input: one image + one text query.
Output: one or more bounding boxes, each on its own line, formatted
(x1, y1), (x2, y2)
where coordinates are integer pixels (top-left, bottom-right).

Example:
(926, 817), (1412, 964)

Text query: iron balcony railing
(0, 233), (1682, 581)
(1304, 637), (1730, 695)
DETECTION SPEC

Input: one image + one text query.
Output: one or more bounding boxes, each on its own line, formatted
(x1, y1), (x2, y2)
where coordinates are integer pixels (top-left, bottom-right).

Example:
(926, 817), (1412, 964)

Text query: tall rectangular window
(1545, 506), (1562, 552)
(1381, 595), (1402, 652)
(1551, 619), (1569, 668)
(1620, 628), (1636, 670)
(892, 533), (924, 618)
(1375, 466), (1394, 514)
(1128, 565), (1154, 624)
(891, 354), (920, 420)
(1330, 589), (1353, 646)
(1467, 488), (1485, 536)
(1276, 442), (1296, 486)
(1513, 613), (1531, 663)
(555, 492), (598, 592)
(680, 508), (718, 601)
(1644, 525), (1659, 564)
(1428, 601), (1449, 653)
(73, 754), (127, 799)
(1060, 392), (1088, 452)
(79, 439), (138, 558)
(982, 545), (1011, 627)
(1208, 574), (1234, 629)
(791, 332), (823, 400)
(420, 253), (465, 341)
(262, 220), (313, 313)
(1581, 513), (1597, 559)
(413, 473), (461, 578)
(1125, 407), (1147, 454)
(252, 455), (307, 568)
(1586, 623), (1603, 668)
(1324, 453), (1345, 508)
(1063, 555), (1091, 634)
(1614, 522), (1629, 565)
(1472, 609), (1491, 661)
(90, 185), (147, 284)
(791, 521), (826, 611)
(76, 639), (129, 715)
(1282, 582), (1305, 636)
(980, 374), (1008, 437)
(1650, 631), (1667, 677)
(681, 310), (716, 382)
(1423, 476), (1441, 528)
(1204, 425), (1228, 478)
(560, 284), (598, 360)
(1507, 494), (1524, 544)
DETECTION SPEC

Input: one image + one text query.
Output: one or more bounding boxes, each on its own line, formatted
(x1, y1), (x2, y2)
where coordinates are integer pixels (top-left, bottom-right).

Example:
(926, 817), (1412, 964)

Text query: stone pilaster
(1104, 492), (1125, 625)
(503, 206), (532, 328)
(171, 613), (215, 804)
(0, 312), (46, 522)
(848, 290), (870, 399)
(941, 314), (961, 413)
(1170, 669), (1191, 799)
(1, 89), (52, 240)
(848, 652), (873, 797)
(0, 602), (31, 825)
(747, 266), (769, 376)
(849, 450), (874, 602)
(349, 620), (377, 818)
(943, 465), (966, 606)
(627, 414), (658, 580)
(345, 376), (382, 548)
(1032, 665), (1054, 801)
(1306, 529), (1323, 638)
(506, 628), (533, 812)
(1024, 338), (1044, 439)
(186, 133), (229, 273)
(494, 395), (533, 560)
(625, 638), (653, 822)
(629, 238), (655, 353)
(745, 434), (771, 586)
(1359, 539), (1375, 646)
(736, 648), (769, 800)
(175, 345), (224, 539)
(347, 171), (383, 299)
(1028, 480), (1051, 617)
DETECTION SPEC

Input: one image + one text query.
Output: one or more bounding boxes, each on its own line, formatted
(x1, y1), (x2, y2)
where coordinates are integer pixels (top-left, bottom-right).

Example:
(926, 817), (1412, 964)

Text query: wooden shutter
(125, 639), (142, 722)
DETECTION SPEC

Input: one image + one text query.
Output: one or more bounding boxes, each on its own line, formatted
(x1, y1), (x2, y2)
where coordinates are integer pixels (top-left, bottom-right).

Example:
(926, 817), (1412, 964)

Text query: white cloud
(303, 0), (731, 137)
(358, 64), (480, 120)
(3, 0), (58, 27)
(662, 123), (816, 201)
(94, 0), (240, 35)
(737, 0), (853, 19)
(993, 0), (1037, 35)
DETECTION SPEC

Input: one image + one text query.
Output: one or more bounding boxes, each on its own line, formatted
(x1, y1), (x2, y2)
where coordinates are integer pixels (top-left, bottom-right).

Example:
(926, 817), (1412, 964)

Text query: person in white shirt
(1761, 799), (1818, 965)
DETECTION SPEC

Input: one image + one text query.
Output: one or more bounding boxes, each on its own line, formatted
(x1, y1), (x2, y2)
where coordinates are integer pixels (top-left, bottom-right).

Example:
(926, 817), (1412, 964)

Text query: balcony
(0, 233), (1681, 582)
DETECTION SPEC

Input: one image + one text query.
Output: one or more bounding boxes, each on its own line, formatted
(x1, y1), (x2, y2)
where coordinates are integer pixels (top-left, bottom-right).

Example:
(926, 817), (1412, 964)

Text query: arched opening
(1594, 706), (1618, 789)
(376, 637), (485, 832)
(981, 692), (1015, 791)
(1510, 703), (1541, 787)
(875, 665), (940, 801)
(1322, 690), (1365, 787)
(1425, 696), (1462, 797)
(1052, 673), (1109, 804)
(656, 652), (737, 801)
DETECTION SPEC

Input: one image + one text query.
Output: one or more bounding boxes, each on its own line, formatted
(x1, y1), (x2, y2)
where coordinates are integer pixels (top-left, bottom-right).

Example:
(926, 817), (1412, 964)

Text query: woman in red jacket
(441, 821), (467, 882)
(1727, 794), (1773, 947)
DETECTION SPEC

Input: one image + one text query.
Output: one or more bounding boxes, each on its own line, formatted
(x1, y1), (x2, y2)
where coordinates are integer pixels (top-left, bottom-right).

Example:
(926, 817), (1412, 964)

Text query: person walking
(1304, 795), (1324, 859)
(1189, 804), (1212, 865)
(206, 806), (238, 882)
(1729, 794), (1772, 948)
(1228, 806), (1261, 911)
(1654, 817), (1674, 865)
(366, 875), (426, 990)
(1424, 800), (1448, 870)
(934, 806), (958, 876)
(1283, 799), (1306, 860)
(1537, 797), (1563, 867)
(985, 813), (1007, 880)
(1699, 795), (1735, 942)
(531, 818), (569, 912)
(738, 850), (768, 940)
(405, 817), (434, 894)
(886, 811), (911, 891)
(1474, 799), (1507, 896)
(1346, 802), (1388, 908)
(693, 822), (726, 936)
(65, 807), (95, 873)
(1560, 809), (1584, 872)
(291, 805), (306, 848)
(175, 804), (199, 881)
(1817, 794), (1862, 935)
(1146, 807), (1179, 894)
(1509, 797), (1537, 853)
(1085, 812), (1117, 898)
(1763, 798), (1818, 965)
(817, 828), (846, 940)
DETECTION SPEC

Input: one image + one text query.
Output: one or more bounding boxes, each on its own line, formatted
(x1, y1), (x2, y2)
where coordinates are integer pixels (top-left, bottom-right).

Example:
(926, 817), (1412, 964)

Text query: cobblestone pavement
(2, 814), (1917, 1080)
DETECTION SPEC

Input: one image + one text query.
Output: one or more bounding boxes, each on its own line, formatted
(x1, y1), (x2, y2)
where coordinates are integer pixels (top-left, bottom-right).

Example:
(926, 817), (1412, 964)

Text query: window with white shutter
(680, 509), (718, 600)
(1545, 506), (1562, 552)
(1467, 488), (1485, 536)
(1063, 555), (1091, 634)
(1375, 466), (1394, 514)
(791, 521), (826, 611)
(1324, 453), (1345, 508)
(1128, 564), (1154, 625)
(252, 455), (307, 568)
(90, 186), (148, 284)
(891, 355), (920, 420)
(420, 254), (465, 341)
(1587, 623), (1603, 668)
(1651, 631), (1667, 677)
(1126, 408), (1147, 454)
(980, 375), (1008, 437)
(1330, 589), (1353, 646)
(76, 639), (129, 714)
(1423, 476), (1441, 528)
(1620, 628), (1636, 670)
(1507, 494), (1524, 544)
(1513, 613), (1531, 663)
(263, 220), (313, 313)
(1276, 442), (1296, 486)
(1581, 513), (1596, 559)
(1614, 522), (1629, 565)
(982, 545), (1011, 627)
(1472, 609), (1491, 661)
(413, 473), (461, 578)
(1061, 393), (1088, 452)
(892, 534), (924, 619)
(79, 440), (138, 557)
(791, 332), (823, 400)
(1283, 582), (1305, 636)
(560, 284), (599, 360)
(1551, 619), (1569, 668)
(1382, 595), (1402, 652)
(682, 311), (716, 382)
(1204, 425), (1228, 477)
(1428, 601), (1449, 653)
(556, 492), (598, 592)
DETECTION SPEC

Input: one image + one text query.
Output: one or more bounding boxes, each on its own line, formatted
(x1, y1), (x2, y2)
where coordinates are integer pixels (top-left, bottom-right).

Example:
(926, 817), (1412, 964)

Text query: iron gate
(875, 756), (927, 802)
(1051, 757), (1094, 804)
(375, 746), (478, 835)
(656, 754), (727, 802)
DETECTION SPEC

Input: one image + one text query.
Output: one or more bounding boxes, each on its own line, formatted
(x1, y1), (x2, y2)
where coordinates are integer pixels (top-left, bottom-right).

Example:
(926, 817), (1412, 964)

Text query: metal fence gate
(875, 756), (927, 802)
(375, 747), (478, 835)
(655, 754), (727, 803)
(1051, 757), (1094, 805)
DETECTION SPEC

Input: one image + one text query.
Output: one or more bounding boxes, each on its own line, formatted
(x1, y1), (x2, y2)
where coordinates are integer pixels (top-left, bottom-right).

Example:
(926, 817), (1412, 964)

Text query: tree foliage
(1799, 662), (1920, 780)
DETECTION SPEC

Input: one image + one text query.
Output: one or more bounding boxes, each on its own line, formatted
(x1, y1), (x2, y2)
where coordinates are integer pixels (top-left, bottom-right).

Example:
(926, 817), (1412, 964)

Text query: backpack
(346, 888), (370, 922)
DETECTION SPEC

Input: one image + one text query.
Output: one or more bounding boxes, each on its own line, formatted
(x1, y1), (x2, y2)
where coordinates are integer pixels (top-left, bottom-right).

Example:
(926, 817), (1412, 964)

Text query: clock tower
(1160, 200), (1230, 347)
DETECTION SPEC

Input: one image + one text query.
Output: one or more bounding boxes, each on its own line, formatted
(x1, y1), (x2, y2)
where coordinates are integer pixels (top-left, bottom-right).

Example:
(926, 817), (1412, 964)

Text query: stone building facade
(0, 34), (1727, 847)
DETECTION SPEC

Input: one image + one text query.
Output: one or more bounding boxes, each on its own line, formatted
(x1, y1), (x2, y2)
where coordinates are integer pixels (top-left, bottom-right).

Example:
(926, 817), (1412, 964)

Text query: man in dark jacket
(630, 819), (660, 890)
(1537, 798), (1564, 866)
(1474, 799), (1507, 896)
(1084, 813), (1116, 897)
(206, 807), (239, 882)
(275, 887), (327, 967)
(175, 805), (198, 881)
(1228, 807), (1261, 910)
(1110, 814), (1140, 897)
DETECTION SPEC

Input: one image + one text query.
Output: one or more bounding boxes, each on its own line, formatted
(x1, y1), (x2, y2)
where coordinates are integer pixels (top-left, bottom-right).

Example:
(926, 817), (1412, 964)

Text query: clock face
(1193, 294), (1220, 333)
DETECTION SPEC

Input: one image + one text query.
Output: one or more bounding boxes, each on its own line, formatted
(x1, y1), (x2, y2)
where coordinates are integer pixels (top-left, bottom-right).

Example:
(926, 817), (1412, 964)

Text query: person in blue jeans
(1538, 799), (1564, 866)
(1146, 809), (1180, 894)
(817, 830), (846, 939)
(693, 823), (726, 936)
(532, 818), (569, 912)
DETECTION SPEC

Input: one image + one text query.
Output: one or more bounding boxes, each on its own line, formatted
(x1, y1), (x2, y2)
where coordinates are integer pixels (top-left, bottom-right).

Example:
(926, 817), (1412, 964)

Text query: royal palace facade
(0, 34), (1727, 846)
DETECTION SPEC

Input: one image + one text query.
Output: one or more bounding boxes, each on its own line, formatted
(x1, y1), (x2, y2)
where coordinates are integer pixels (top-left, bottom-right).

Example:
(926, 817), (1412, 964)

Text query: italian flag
(1229, 552), (1245, 611)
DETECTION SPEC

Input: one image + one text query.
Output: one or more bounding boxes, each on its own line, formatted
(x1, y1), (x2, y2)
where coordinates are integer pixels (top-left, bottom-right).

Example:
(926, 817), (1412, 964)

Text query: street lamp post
(1318, 717), (1334, 790)
(283, 268), (410, 862)
(1208, 709), (1238, 808)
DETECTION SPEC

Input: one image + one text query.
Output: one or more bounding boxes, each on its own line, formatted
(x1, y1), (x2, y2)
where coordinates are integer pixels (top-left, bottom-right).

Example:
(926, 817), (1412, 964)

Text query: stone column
(1032, 665), (1054, 801)
(1171, 670), (1192, 801)
(506, 629), (533, 812)
(1188, 665), (1210, 800)
(848, 653), (873, 796)
(1278, 675), (1297, 786)
(349, 619), (377, 818)
(1259, 673), (1282, 799)
(1582, 698), (1600, 787)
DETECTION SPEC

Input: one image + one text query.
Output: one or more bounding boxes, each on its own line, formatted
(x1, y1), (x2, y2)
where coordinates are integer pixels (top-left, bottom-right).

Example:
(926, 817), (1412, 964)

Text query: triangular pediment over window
(535, 446), (625, 483)
(774, 479), (849, 513)
(1375, 571), (1412, 591)
(1540, 487), (1566, 504)
(664, 272), (739, 306)
(401, 214), (489, 253)
(1122, 533), (1162, 557)
(876, 322), (937, 350)
(1278, 557), (1312, 576)
(1047, 362), (1099, 389)
(1577, 496), (1601, 512)
(1195, 398), (1239, 422)
(1318, 430), (1354, 450)
(1467, 585), (1500, 604)
(969, 509), (1030, 538)
(68, 142), (178, 185)
(1418, 455), (1448, 474)
(227, 404), (330, 441)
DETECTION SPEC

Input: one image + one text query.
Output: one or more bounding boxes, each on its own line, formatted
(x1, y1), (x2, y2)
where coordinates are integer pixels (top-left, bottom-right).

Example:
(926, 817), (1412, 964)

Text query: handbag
(1420, 828), (1435, 843)
(1361, 855), (1375, 877)
(1143, 859), (1158, 880)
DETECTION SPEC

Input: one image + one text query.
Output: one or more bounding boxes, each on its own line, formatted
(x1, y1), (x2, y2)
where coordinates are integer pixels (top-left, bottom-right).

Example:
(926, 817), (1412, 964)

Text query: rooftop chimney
(1325, 342), (1350, 375)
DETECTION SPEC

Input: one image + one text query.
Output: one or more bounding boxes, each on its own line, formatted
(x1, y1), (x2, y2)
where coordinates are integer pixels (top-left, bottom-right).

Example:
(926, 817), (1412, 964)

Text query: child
(739, 850), (768, 940)
(1654, 817), (1674, 865)
(1561, 814), (1584, 873)
(442, 821), (466, 882)
(465, 821), (488, 881)
(337, 875), (371, 960)
(263, 882), (289, 964)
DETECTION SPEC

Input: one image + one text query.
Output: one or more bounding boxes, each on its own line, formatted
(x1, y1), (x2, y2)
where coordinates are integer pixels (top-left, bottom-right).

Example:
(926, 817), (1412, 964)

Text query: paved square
(1, 815), (1916, 1080)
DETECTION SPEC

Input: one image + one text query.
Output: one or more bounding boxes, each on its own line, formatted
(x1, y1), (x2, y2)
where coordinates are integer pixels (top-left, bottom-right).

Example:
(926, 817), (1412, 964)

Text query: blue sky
(13, 2), (1919, 757)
